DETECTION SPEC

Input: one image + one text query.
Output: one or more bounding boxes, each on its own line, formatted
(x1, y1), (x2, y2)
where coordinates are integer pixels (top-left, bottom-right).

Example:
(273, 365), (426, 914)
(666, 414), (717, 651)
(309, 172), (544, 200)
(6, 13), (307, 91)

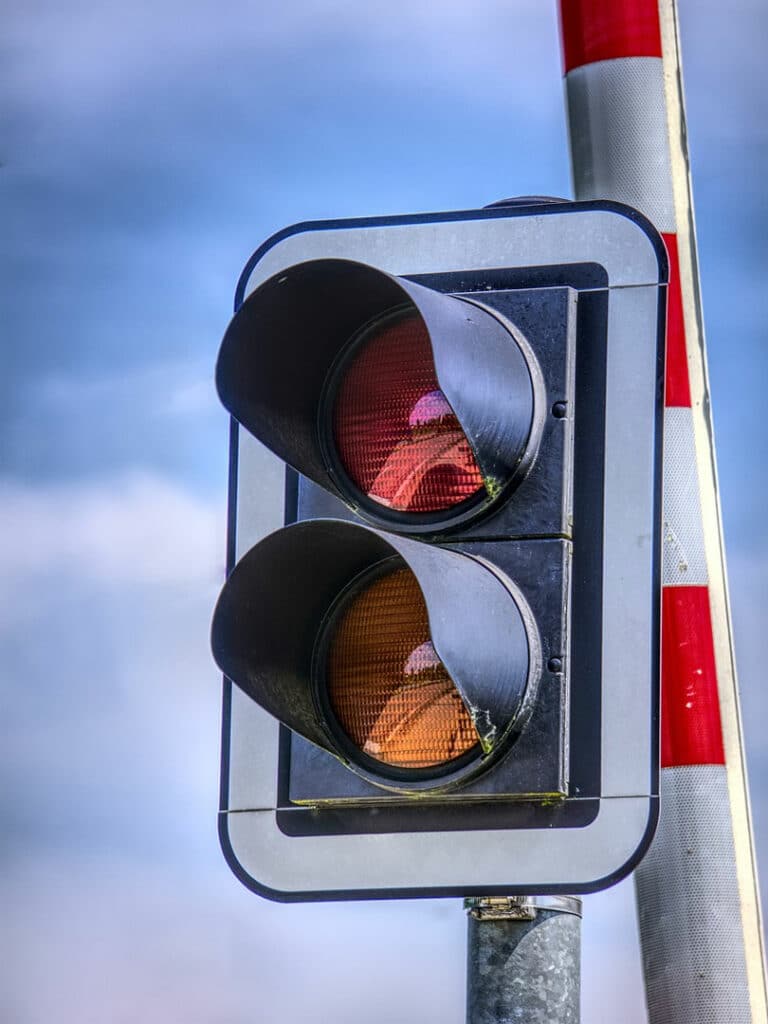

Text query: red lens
(332, 312), (484, 513)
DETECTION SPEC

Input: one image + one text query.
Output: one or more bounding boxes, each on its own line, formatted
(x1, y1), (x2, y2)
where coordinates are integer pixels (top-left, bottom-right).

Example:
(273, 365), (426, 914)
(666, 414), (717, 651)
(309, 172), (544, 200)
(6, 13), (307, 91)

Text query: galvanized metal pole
(465, 896), (582, 1024)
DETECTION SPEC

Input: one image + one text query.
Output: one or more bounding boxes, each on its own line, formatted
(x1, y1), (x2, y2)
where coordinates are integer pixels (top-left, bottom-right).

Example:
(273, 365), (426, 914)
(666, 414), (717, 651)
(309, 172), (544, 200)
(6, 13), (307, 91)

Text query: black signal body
(214, 282), (577, 800)
(212, 201), (666, 901)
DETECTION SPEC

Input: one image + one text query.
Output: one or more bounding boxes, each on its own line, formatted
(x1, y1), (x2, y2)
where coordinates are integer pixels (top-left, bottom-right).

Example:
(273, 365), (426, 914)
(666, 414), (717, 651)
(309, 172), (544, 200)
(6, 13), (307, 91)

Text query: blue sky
(2, 1), (766, 1020)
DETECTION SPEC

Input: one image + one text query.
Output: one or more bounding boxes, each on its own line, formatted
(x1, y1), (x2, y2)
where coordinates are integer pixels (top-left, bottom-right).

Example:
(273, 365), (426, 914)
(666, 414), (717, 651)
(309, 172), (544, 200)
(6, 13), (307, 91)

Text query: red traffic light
(216, 258), (538, 532)
(331, 310), (484, 514)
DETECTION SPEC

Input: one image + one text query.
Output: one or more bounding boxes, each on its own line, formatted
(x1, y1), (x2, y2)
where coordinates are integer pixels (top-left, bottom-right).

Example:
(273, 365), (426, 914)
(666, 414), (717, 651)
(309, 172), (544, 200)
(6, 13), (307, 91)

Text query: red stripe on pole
(559, 0), (662, 73)
(661, 586), (725, 767)
(662, 233), (691, 407)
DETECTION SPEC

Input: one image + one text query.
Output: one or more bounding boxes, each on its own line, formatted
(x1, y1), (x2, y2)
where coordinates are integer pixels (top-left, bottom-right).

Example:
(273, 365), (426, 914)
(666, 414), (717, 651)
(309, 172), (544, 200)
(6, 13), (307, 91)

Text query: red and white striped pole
(558, 2), (767, 1021)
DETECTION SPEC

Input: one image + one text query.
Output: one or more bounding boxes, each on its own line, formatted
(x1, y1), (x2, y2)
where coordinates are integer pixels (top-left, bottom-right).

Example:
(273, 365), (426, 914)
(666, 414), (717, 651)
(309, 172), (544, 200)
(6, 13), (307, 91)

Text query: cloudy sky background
(2, 1), (766, 1021)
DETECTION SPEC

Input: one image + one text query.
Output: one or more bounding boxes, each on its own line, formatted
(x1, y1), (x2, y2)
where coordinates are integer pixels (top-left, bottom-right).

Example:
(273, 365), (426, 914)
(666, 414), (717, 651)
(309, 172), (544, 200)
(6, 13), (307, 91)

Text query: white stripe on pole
(662, 408), (707, 587)
(635, 766), (751, 1023)
(565, 57), (676, 232)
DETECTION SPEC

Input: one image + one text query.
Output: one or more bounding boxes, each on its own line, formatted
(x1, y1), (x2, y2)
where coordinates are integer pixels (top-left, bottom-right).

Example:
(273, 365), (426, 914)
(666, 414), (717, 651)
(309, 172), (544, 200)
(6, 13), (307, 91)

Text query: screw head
(547, 657), (563, 673)
(552, 402), (567, 419)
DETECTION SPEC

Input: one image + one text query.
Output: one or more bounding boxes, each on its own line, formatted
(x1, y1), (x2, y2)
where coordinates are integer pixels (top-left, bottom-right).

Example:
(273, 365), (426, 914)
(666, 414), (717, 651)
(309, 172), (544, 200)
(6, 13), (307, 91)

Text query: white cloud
(0, 472), (229, 849)
(0, 849), (649, 1024)
(727, 544), (768, 758)
(0, 471), (224, 588)
(35, 360), (220, 420)
(582, 881), (647, 1024)
(4, 0), (561, 120)
(677, 0), (767, 143)
(0, 469), (656, 1024)
(8, 0), (763, 140)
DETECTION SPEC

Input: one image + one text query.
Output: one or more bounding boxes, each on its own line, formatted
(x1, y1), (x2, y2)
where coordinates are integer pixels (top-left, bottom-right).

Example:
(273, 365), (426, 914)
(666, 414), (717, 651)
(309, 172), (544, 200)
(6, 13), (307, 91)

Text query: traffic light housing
(212, 200), (667, 900)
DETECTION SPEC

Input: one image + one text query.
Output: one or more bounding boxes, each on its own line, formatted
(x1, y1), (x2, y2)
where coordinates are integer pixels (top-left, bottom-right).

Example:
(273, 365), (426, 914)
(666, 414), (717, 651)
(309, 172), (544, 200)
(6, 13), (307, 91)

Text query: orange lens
(332, 312), (485, 513)
(325, 565), (478, 769)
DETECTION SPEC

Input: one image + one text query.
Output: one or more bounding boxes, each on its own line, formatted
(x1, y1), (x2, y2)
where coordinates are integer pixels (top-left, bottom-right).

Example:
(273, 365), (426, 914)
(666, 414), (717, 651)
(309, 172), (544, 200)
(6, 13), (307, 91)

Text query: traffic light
(212, 200), (667, 901)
